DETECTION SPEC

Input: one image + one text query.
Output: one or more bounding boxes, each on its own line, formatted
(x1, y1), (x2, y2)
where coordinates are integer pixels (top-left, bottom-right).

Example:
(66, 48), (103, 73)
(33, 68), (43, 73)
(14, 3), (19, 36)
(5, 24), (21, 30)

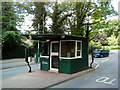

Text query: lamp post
(38, 23), (40, 57)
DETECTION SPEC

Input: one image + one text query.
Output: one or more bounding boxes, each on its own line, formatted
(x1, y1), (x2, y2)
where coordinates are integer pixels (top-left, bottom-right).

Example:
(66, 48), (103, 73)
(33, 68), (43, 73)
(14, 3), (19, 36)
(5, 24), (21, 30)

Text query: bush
(117, 34), (120, 45)
(107, 35), (118, 46)
(2, 31), (27, 59)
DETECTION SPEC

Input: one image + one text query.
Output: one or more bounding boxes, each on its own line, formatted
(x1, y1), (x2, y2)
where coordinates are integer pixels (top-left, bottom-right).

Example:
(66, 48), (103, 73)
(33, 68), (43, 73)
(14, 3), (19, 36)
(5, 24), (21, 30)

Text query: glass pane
(77, 51), (80, 56)
(42, 42), (49, 56)
(52, 56), (59, 69)
(52, 43), (59, 52)
(77, 42), (81, 50)
(61, 41), (75, 57)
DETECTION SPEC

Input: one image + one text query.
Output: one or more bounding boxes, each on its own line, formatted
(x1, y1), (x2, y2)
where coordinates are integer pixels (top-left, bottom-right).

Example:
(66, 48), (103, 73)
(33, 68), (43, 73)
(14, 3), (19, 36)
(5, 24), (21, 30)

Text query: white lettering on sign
(96, 77), (116, 85)
(42, 61), (48, 64)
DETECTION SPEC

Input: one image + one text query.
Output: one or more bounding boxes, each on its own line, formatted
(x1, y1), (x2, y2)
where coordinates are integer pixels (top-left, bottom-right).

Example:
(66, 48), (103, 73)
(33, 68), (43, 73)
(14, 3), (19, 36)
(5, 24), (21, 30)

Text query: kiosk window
(52, 43), (59, 52)
(77, 42), (82, 56)
(61, 41), (82, 58)
(42, 42), (49, 56)
(61, 41), (75, 57)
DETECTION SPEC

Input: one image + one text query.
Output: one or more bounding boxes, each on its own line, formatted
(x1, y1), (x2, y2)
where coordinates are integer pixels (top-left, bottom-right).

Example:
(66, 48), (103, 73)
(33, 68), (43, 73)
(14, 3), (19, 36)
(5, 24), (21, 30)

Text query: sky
(110, 0), (119, 20)
(17, 0), (120, 33)
(111, 0), (119, 12)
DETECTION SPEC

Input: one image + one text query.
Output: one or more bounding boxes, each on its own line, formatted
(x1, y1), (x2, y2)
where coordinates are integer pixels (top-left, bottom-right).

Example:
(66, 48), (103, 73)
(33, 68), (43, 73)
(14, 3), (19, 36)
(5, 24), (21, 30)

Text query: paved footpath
(2, 68), (95, 88)
(1, 55), (97, 89)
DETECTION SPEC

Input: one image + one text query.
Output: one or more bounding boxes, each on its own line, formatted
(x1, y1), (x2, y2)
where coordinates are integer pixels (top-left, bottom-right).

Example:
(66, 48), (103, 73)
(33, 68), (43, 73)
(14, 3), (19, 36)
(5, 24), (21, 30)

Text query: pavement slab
(2, 68), (94, 88)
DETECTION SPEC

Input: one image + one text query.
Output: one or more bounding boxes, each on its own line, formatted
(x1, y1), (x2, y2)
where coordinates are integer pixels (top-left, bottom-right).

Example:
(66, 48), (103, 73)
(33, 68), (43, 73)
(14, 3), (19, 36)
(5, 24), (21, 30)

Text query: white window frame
(60, 40), (82, 60)
(76, 41), (82, 57)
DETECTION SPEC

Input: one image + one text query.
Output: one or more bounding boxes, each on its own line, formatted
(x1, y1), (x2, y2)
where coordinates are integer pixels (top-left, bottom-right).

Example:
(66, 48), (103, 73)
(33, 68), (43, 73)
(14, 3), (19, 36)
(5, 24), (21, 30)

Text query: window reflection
(61, 41), (75, 57)
(52, 43), (59, 52)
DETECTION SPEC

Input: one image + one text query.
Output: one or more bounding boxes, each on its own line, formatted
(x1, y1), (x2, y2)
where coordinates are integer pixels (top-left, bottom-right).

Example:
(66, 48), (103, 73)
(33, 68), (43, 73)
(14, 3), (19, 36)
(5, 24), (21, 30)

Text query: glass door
(50, 41), (59, 71)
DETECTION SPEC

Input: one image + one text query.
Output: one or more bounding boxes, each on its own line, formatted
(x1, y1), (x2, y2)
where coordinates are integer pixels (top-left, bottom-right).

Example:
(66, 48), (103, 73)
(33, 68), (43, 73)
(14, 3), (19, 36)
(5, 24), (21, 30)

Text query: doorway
(50, 41), (59, 71)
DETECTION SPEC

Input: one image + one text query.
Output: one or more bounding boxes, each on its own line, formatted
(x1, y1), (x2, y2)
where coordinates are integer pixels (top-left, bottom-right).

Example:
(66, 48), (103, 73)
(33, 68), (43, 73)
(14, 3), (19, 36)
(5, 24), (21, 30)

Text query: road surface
(1, 50), (119, 88)
(51, 50), (119, 88)
(1, 64), (40, 80)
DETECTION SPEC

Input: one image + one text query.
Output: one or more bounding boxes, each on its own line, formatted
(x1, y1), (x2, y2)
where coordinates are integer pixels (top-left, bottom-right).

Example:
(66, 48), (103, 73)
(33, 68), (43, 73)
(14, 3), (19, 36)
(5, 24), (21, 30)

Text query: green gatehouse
(25, 34), (89, 74)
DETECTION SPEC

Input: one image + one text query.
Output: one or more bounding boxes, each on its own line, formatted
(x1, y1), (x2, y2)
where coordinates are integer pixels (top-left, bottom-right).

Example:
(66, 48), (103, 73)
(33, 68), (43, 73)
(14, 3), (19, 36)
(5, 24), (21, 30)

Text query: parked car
(93, 49), (109, 58)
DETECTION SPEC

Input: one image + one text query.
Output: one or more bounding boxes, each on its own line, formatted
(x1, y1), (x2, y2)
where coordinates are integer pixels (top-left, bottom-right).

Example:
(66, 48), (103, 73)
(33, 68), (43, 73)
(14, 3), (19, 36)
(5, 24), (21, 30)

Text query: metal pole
(43, 14), (44, 34)
(38, 23), (40, 56)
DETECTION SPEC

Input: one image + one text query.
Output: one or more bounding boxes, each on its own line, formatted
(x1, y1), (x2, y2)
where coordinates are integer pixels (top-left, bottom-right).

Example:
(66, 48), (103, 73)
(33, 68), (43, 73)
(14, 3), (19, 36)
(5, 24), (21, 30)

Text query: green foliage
(21, 2), (117, 36)
(103, 20), (120, 37)
(2, 2), (18, 32)
(107, 35), (118, 46)
(2, 31), (26, 59)
(2, 2), (29, 59)
(88, 2), (117, 39)
(1, 1), (118, 59)
(2, 45), (26, 59)
(103, 46), (110, 52)
(32, 2), (47, 34)
(117, 34), (120, 45)
(2, 31), (23, 49)
(50, 2), (73, 34)
(110, 46), (120, 50)
(89, 40), (102, 53)
(64, 2), (117, 37)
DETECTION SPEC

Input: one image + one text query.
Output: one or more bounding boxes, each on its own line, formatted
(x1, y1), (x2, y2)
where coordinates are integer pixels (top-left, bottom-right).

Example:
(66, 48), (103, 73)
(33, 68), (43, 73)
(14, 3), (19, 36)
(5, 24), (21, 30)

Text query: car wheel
(101, 55), (103, 58)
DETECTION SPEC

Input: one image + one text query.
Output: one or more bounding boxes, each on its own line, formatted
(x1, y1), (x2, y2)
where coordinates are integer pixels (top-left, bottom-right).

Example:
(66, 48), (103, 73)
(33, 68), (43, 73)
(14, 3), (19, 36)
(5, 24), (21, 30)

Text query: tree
(87, 2), (117, 39)
(103, 20), (120, 37)
(24, 1), (117, 36)
(71, 2), (91, 36)
(67, 2), (117, 38)
(32, 2), (47, 34)
(2, 31), (26, 59)
(49, 2), (73, 34)
(107, 35), (118, 46)
(2, 2), (28, 59)
(3, 31), (23, 49)
(118, 33), (120, 45)
(2, 2), (19, 32)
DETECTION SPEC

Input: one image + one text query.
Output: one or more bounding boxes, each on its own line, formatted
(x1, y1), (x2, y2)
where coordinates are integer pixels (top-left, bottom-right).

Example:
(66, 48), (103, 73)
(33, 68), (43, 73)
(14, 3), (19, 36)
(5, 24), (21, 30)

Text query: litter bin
(34, 53), (39, 63)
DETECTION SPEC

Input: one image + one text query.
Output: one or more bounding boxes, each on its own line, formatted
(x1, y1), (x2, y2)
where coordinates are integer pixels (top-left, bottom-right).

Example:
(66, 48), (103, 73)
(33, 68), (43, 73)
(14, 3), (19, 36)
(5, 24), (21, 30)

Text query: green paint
(40, 58), (50, 71)
(59, 38), (89, 74)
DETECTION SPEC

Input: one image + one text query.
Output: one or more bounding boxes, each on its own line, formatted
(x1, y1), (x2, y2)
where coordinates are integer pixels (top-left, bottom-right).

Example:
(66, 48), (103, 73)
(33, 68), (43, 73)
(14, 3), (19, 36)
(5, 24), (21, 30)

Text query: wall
(59, 38), (89, 74)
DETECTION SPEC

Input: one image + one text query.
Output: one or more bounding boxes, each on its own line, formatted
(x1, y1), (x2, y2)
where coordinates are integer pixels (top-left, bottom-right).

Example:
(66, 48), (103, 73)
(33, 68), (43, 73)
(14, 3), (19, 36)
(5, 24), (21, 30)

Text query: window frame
(76, 41), (82, 57)
(60, 40), (82, 59)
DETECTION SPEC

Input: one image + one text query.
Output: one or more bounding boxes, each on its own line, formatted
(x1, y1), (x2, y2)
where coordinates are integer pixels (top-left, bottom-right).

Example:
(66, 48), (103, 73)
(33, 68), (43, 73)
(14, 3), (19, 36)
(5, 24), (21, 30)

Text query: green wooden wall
(59, 38), (89, 74)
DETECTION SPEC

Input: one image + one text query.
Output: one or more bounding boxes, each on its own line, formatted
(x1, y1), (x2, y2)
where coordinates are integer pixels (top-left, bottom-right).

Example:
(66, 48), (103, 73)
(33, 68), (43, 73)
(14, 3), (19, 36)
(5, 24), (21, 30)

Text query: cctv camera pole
(38, 23), (40, 57)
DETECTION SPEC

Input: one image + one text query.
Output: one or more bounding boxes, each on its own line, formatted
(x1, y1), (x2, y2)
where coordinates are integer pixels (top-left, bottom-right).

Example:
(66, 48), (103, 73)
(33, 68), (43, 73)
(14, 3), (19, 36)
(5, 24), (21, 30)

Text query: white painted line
(94, 63), (99, 69)
(104, 79), (116, 85)
(101, 59), (109, 63)
(96, 77), (116, 85)
(96, 77), (108, 82)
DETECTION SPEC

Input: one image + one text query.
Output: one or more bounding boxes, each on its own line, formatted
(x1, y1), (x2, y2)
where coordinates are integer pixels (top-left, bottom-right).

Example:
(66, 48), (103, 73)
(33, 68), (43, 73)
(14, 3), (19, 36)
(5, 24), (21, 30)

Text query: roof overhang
(23, 34), (87, 41)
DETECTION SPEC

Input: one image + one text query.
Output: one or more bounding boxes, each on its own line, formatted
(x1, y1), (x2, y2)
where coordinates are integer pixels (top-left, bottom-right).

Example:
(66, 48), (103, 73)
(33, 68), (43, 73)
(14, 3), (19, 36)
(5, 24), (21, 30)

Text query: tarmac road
(1, 64), (40, 80)
(51, 50), (119, 88)
(1, 50), (119, 89)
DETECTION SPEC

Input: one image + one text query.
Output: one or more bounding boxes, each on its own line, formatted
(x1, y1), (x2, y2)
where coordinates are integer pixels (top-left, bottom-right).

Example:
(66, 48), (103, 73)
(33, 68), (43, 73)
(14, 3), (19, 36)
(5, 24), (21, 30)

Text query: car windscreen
(93, 50), (101, 53)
